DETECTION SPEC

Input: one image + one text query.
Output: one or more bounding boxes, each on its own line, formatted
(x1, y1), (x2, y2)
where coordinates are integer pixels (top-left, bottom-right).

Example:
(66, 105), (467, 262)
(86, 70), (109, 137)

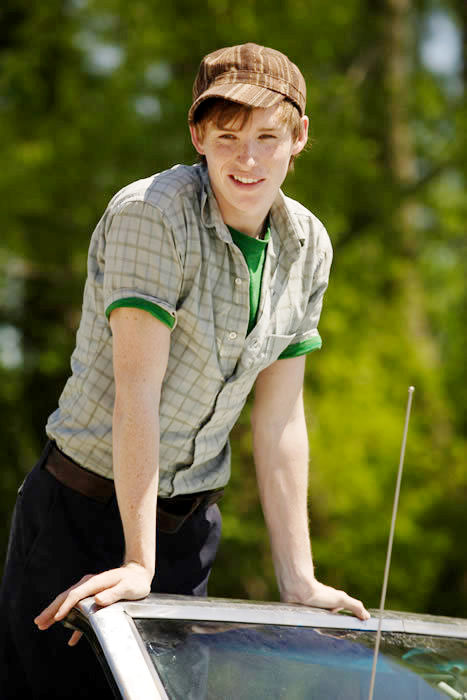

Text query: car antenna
(367, 386), (415, 700)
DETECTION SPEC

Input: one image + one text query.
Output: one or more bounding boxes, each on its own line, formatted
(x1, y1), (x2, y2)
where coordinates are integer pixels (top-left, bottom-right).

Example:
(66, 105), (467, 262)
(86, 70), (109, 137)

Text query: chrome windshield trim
(401, 619), (467, 639)
(76, 598), (168, 700)
(119, 594), (467, 640)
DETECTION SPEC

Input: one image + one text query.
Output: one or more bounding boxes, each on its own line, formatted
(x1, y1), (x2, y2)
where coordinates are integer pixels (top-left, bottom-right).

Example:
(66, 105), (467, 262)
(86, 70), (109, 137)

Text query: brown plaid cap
(188, 43), (306, 123)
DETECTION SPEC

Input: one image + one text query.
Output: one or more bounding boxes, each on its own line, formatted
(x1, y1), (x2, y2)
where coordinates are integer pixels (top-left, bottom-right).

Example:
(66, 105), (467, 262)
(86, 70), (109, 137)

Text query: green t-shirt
(228, 225), (322, 359)
(229, 226), (270, 334)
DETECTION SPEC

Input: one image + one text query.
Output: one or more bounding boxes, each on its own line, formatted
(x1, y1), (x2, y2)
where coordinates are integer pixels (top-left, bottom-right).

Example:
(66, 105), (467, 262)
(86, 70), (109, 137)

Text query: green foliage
(0, 0), (465, 617)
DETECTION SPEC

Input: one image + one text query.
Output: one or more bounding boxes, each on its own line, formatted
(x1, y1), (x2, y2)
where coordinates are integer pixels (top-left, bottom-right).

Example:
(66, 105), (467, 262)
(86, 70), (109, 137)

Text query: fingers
(295, 581), (371, 621)
(53, 569), (122, 621)
(34, 570), (121, 631)
(94, 569), (151, 606)
(35, 564), (152, 637)
(68, 630), (83, 647)
(351, 600), (371, 621)
(94, 583), (126, 607)
(336, 592), (370, 621)
(34, 574), (94, 630)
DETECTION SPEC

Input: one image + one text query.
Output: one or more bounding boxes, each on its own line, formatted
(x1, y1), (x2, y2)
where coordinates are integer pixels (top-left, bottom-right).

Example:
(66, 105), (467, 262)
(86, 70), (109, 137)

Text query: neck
(209, 182), (271, 238)
(221, 210), (268, 238)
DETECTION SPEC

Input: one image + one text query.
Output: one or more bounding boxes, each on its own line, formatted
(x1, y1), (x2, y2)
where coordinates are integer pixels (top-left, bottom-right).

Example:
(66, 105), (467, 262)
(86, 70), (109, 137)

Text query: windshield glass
(134, 619), (467, 700)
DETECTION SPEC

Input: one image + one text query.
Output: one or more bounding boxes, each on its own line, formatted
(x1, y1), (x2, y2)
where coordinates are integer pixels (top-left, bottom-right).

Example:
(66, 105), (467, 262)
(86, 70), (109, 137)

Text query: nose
(236, 139), (257, 167)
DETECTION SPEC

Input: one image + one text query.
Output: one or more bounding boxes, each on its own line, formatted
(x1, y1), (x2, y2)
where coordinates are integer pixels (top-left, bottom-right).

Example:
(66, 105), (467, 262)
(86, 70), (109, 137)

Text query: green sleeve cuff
(278, 335), (322, 359)
(105, 298), (175, 329)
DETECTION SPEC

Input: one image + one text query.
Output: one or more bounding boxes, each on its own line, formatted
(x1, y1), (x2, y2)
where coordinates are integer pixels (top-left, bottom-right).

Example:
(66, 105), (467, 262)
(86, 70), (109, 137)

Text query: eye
(219, 133), (236, 140)
(258, 133), (277, 140)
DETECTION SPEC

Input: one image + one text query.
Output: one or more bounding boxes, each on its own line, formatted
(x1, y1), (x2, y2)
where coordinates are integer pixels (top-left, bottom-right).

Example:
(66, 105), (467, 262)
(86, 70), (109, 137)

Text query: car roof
(77, 593), (467, 637)
(72, 595), (467, 700)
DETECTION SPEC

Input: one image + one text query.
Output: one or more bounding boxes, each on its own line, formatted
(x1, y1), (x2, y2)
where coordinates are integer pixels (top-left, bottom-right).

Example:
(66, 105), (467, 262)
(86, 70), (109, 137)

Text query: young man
(1, 43), (369, 698)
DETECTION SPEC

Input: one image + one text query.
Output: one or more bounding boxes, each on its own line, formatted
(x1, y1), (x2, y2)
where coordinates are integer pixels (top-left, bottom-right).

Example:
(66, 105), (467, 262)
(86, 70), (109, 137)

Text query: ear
(189, 124), (205, 155)
(291, 115), (309, 156)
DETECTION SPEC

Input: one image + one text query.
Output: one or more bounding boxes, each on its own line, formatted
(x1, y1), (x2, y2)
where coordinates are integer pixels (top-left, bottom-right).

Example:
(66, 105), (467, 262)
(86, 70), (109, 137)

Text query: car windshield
(134, 619), (467, 700)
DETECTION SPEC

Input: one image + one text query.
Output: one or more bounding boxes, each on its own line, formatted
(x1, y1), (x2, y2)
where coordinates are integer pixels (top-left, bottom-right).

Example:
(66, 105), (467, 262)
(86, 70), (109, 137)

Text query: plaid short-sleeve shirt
(46, 164), (332, 496)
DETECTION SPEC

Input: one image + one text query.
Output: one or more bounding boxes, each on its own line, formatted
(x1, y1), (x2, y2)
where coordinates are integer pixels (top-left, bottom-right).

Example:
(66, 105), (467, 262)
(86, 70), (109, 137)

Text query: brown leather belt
(46, 443), (114, 503)
(44, 443), (224, 533)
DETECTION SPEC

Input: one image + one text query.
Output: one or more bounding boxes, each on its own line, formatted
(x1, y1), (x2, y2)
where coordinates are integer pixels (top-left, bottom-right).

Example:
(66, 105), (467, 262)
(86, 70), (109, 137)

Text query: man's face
(190, 104), (308, 237)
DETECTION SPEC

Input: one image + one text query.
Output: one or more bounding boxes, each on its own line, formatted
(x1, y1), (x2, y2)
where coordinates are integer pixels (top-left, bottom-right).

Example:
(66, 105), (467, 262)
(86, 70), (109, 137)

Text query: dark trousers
(0, 442), (222, 699)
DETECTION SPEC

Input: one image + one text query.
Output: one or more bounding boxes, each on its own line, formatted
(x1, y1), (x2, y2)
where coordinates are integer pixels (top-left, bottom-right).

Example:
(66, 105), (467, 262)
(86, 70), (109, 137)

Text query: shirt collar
(199, 165), (232, 243)
(269, 190), (305, 262)
(199, 164), (305, 260)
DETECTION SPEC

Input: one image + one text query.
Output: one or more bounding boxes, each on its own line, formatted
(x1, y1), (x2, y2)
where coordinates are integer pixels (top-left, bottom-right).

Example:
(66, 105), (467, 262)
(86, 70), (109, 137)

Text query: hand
(34, 562), (153, 646)
(282, 578), (370, 621)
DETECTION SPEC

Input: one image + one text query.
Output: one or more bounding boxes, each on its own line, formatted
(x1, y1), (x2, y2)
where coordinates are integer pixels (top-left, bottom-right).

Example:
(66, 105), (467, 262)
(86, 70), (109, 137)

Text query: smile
(230, 175), (263, 184)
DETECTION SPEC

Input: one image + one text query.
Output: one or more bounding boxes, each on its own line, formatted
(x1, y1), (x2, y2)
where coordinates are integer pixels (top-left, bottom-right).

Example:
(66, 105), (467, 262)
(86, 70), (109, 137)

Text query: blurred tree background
(0, 0), (465, 615)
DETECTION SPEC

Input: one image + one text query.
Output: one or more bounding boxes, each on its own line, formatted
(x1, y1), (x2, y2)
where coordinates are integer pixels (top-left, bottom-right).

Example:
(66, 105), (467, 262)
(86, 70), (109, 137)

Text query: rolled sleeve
(103, 201), (183, 328)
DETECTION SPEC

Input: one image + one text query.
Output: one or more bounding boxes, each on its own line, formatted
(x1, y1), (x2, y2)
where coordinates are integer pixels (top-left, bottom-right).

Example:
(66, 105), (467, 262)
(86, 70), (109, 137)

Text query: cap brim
(188, 82), (284, 123)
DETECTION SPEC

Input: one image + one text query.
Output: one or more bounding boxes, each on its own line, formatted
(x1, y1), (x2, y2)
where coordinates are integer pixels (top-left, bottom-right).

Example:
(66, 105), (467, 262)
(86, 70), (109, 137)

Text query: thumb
(94, 586), (121, 607)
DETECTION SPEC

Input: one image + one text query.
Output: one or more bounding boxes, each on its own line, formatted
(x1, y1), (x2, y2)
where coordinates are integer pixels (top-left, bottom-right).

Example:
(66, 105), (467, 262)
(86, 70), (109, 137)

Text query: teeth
(233, 175), (261, 184)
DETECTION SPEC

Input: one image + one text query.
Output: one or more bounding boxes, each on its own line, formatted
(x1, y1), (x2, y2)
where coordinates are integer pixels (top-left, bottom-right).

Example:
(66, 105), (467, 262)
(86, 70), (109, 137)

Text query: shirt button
(229, 332), (237, 340)
(235, 277), (242, 286)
